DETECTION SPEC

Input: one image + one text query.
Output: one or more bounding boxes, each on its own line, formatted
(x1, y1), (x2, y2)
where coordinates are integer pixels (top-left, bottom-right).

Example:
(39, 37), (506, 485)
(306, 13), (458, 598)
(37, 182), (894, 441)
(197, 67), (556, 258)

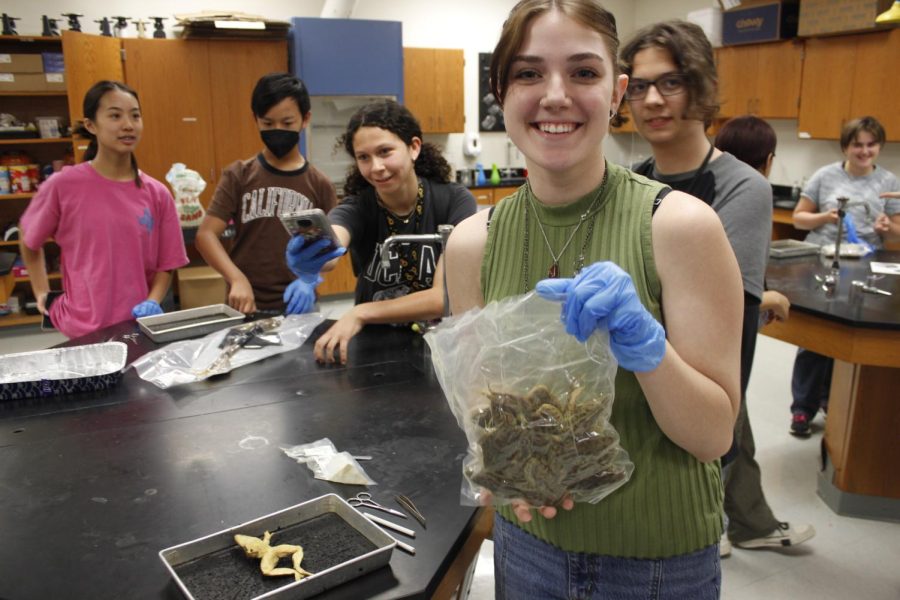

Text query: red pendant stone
(548, 263), (559, 278)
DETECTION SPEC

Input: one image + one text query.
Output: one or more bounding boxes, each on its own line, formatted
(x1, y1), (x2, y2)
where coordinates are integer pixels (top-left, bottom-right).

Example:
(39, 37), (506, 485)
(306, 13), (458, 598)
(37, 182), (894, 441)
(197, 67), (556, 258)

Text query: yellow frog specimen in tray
(234, 531), (313, 581)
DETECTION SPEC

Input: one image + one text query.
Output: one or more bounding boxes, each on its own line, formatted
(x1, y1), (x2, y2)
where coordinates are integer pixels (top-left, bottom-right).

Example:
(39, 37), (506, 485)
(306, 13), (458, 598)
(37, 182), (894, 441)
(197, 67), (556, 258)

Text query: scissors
(347, 492), (407, 519)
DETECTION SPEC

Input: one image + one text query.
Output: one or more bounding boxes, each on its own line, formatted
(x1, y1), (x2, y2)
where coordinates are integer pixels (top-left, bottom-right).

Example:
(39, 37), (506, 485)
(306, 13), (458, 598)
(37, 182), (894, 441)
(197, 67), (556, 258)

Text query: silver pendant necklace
(523, 164), (608, 281)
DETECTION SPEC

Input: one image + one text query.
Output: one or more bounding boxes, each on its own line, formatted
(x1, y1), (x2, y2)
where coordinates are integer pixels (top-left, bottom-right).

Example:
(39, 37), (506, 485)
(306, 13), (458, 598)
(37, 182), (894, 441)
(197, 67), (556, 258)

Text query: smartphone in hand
(279, 208), (340, 255)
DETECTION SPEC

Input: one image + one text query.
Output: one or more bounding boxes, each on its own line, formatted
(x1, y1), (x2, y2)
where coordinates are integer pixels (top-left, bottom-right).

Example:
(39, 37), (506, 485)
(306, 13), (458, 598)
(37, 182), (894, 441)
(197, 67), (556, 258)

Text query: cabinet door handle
(182, 117), (198, 123)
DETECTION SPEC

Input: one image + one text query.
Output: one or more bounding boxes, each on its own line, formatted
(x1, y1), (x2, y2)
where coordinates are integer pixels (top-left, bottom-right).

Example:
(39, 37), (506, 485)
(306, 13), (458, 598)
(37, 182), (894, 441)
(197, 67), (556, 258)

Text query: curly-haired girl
(286, 99), (476, 364)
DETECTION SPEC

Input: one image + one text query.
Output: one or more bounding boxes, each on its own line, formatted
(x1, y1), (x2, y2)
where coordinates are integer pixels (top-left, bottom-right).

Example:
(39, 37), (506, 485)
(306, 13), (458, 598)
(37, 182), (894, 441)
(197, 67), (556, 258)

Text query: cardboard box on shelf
(0, 72), (48, 93)
(0, 54), (43, 73)
(721, 0), (800, 45)
(177, 266), (226, 310)
(43, 72), (65, 92)
(719, 0), (785, 10)
(798, 0), (894, 37)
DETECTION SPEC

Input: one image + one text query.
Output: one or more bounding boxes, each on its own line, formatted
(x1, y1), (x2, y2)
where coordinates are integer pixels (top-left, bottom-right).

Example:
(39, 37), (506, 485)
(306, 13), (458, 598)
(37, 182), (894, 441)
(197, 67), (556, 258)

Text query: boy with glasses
(619, 20), (815, 556)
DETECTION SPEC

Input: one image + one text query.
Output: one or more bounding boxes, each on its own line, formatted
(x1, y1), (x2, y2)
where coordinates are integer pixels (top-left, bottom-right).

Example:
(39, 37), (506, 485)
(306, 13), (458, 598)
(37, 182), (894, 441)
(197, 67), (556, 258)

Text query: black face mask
(261, 129), (300, 158)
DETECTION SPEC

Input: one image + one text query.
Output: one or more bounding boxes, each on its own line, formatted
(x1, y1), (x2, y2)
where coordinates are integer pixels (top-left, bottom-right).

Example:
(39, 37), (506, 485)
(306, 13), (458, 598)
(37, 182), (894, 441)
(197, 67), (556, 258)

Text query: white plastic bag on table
(281, 438), (376, 485)
(132, 314), (324, 388)
(165, 162), (207, 227)
(424, 292), (633, 507)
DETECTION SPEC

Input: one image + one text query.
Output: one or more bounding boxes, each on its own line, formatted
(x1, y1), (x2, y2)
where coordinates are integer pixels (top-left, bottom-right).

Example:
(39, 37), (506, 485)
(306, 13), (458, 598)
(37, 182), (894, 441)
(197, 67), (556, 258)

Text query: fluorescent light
(213, 20), (265, 30)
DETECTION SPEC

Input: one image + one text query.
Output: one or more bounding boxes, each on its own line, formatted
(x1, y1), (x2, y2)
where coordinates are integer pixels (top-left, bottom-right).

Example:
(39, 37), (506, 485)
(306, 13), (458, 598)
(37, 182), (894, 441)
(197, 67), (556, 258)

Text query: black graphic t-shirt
(329, 179), (476, 305)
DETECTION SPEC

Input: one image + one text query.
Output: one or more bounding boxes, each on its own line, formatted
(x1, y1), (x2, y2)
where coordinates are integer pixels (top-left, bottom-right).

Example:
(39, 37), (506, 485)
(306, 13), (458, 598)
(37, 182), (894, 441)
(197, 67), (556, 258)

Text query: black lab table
(762, 250), (900, 521)
(0, 320), (490, 599)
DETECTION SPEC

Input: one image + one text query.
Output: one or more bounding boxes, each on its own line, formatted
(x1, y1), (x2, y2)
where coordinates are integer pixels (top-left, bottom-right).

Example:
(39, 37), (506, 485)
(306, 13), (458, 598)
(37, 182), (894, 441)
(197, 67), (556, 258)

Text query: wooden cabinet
(317, 254), (356, 297)
(798, 29), (900, 140)
(61, 31), (125, 162)
(122, 38), (288, 206)
(716, 40), (802, 119)
(404, 48), (464, 133)
(0, 32), (121, 327)
(468, 186), (519, 205)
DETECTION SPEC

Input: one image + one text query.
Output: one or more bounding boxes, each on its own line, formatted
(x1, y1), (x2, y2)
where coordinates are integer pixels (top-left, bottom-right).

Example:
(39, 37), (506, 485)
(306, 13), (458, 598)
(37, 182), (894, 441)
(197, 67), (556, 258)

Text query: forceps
(347, 492), (407, 519)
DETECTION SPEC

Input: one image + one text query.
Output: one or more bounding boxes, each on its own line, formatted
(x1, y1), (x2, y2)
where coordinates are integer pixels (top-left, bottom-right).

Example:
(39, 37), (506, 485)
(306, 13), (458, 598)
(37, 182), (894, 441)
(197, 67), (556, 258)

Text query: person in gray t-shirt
(789, 117), (900, 437)
(793, 116), (900, 249)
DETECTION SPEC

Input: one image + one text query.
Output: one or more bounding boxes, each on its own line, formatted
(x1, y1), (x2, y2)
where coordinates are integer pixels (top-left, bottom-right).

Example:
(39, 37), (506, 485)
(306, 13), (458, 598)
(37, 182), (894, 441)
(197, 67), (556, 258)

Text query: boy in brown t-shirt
(196, 73), (337, 314)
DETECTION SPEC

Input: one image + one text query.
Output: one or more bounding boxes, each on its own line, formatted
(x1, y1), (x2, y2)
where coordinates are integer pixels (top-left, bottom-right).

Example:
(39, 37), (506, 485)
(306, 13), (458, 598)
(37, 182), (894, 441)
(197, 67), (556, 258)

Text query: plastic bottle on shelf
(475, 162), (486, 186)
(490, 163), (501, 186)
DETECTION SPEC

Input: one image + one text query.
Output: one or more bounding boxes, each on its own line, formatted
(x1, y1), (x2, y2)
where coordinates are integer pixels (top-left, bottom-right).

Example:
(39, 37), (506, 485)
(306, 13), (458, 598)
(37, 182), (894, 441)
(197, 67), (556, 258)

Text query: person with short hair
(19, 80), (188, 339)
(621, 20), (815, 555)
(195, 72), (337, 315)
(714, 115), (789, 324)
(788, 116), (900, 436)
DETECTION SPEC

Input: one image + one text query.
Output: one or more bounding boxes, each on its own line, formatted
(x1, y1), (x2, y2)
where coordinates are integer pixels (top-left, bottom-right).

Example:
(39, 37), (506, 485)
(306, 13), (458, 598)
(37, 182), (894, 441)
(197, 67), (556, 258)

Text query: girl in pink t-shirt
(19, 80), (187, 339)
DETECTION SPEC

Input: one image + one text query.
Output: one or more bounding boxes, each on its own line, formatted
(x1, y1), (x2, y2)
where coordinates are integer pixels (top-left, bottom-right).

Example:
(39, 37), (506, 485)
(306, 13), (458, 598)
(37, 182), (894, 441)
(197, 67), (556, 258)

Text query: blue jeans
(493, 514), (721, 600)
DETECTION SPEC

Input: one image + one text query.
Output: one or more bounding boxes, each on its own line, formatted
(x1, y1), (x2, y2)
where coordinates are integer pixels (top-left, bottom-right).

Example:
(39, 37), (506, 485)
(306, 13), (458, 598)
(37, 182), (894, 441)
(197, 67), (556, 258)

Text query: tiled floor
(3, 315), (898, 599)
(467, 334), (900, 599)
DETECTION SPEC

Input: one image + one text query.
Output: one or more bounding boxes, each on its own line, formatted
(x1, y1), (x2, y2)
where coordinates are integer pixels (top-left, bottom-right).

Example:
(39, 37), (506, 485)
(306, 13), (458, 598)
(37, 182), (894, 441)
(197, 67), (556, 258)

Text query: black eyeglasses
(625, 73), (687, 101)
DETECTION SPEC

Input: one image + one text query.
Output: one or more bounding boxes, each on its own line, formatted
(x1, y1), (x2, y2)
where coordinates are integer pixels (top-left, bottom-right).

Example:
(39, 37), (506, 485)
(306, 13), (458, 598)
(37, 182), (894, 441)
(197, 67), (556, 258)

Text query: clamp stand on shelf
(62, 13), (82, 32)
(42, 16), (61, 37)
(2, 14), (19, 35)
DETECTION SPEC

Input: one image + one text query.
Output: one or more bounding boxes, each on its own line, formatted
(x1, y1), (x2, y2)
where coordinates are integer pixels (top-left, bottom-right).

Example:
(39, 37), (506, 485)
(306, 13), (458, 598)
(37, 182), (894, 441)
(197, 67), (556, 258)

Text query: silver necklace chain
(522, 164), (608, 289)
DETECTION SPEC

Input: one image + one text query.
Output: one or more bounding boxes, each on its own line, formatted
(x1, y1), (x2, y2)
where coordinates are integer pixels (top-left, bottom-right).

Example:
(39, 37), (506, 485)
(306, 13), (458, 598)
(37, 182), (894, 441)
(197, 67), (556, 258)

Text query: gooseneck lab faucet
(379, 224), (454, 317)
(818, 196), (848, 298)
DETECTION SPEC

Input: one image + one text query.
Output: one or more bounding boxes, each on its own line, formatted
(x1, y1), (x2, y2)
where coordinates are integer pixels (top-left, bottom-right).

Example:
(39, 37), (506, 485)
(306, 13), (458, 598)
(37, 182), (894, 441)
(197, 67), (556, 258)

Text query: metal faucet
(815, 196), (849, 298)
(832, 196), (849, 272)
(380, 224), (454, 317)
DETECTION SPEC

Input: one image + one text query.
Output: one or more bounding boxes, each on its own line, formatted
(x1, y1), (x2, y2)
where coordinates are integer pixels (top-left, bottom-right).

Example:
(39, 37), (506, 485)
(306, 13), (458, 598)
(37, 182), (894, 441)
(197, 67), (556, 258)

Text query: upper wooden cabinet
(122, 38), (288, 206)
(61, 31), (126, 162)
(716, 40), (802, 119)
(403, 48), (464, 133)
(798, 29), (900, 141)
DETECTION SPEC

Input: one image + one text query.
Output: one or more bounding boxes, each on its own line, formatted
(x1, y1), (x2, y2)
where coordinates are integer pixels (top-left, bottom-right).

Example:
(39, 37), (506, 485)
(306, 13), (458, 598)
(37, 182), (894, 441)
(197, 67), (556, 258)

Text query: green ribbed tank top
(482, 163), (723, 558)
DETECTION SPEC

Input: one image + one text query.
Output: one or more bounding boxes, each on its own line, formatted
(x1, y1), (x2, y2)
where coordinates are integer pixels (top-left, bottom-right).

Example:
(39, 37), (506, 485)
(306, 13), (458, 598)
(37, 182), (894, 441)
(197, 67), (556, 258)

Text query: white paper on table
(870, 262), (900, 275)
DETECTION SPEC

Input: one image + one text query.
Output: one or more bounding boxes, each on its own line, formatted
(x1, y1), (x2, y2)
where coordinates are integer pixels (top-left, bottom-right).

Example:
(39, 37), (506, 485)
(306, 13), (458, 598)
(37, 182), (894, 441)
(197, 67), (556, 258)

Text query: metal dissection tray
(0, 341), (127, 401)
(769, 239), (820, 258)
(138, 304), (245, 343)
(159, 494), (396, 600)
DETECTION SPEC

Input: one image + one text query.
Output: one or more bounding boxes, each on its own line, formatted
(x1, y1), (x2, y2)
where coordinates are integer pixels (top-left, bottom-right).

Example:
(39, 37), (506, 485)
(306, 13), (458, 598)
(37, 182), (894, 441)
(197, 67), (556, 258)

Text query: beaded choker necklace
(377, 180), (424, 224)
(522, 164), (608, 289)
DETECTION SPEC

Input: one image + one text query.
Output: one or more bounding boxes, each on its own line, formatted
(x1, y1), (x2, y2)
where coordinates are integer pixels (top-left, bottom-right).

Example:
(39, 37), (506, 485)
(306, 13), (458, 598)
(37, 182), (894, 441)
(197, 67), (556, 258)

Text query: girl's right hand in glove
(535, 261), (666, 373)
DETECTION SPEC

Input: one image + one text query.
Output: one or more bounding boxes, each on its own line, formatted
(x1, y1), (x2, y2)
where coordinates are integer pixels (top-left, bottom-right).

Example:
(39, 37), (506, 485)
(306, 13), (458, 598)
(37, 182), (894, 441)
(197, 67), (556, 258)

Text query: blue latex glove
(285, 236), (346, 283)
(132, 299), (163, 319)
(284, 277), (320, 315)
(535, 261), (666, 372)
(843, 214), (861, 243)
(842, 214), (874, 255)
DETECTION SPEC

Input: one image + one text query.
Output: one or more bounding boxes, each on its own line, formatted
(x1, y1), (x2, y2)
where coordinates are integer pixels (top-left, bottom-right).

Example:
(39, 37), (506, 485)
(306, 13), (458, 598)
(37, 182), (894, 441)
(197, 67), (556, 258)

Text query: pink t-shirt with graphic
(21, 162), (188, 339)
